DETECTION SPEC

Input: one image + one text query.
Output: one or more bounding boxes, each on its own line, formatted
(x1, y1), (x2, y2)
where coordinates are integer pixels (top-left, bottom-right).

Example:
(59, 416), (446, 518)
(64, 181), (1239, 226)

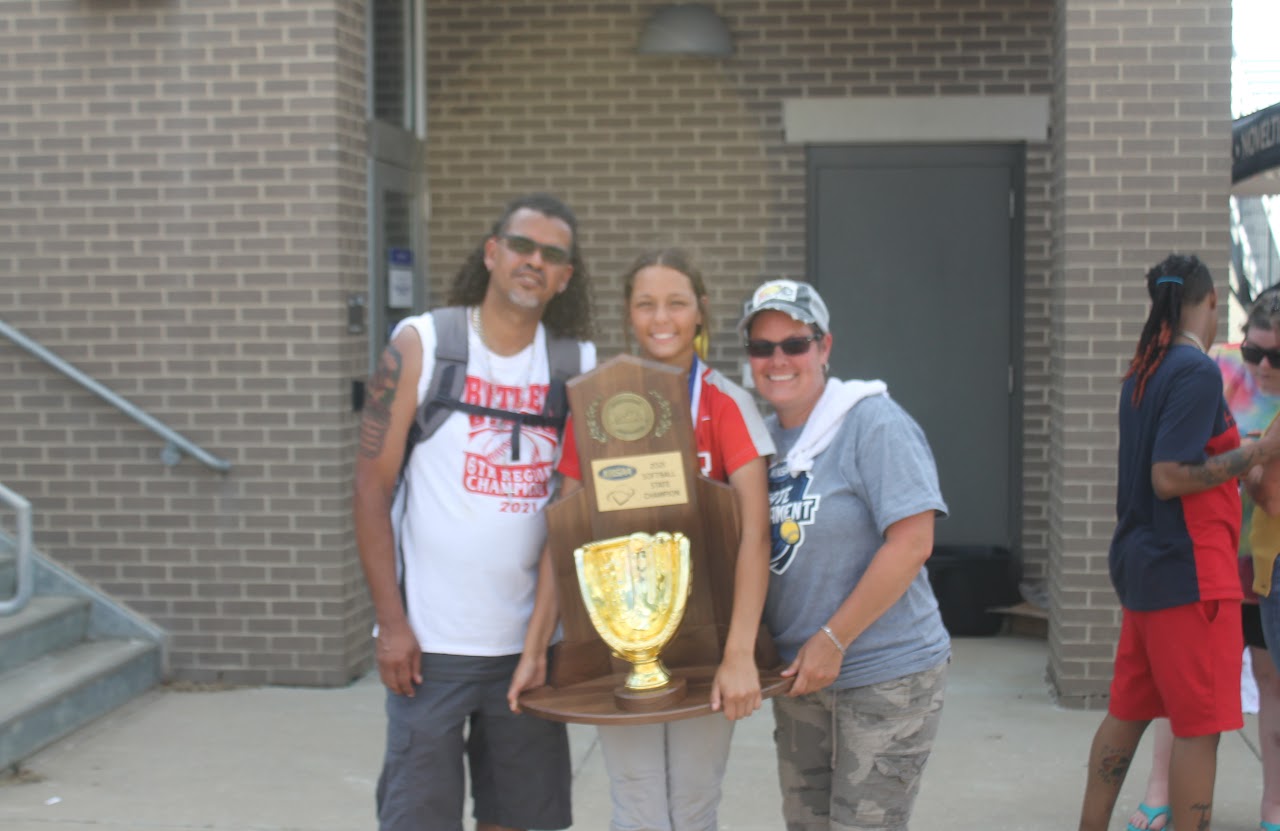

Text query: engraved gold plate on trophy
(590, 451), (689, 512)
(574, 532), (692, 708)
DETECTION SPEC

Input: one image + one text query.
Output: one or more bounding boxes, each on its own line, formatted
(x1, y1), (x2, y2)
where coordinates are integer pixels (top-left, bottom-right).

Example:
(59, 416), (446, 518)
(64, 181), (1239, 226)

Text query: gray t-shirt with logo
(764, 394), (951, 689)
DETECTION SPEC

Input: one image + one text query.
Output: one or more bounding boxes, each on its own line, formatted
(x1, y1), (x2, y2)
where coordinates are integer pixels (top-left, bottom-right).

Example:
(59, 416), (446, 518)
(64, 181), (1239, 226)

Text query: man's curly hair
(446, 193), (595, 341)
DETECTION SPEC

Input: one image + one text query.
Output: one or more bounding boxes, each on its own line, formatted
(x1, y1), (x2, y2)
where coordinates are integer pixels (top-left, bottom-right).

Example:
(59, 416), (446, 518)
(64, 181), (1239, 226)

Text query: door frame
(367, 155), (426, 371)
(364, 0), (428, 374)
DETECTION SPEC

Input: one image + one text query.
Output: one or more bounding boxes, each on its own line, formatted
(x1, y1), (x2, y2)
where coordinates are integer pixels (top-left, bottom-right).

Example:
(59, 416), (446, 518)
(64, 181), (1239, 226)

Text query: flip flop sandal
(1127, 802), (1170, 831)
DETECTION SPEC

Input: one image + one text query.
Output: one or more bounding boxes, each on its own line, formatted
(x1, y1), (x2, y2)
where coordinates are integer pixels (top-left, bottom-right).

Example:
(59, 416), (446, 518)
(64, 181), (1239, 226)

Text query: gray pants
(772, 661), (947, 831)
(375, 656), (571, 831)
(597, 713), (735, 831)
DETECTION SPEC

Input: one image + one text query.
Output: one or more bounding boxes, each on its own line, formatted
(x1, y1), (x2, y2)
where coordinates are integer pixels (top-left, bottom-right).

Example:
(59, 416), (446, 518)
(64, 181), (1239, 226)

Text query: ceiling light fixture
(636, 4), (733, 59)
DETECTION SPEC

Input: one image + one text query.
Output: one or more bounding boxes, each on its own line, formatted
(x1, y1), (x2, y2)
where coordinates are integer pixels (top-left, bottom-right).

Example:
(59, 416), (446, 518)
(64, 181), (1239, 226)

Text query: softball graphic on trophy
(575, 532), (692, 707)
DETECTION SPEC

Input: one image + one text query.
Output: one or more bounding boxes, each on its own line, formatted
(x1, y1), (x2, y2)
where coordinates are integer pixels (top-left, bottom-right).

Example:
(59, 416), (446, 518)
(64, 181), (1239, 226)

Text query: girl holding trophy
(509, 248), (774, 831)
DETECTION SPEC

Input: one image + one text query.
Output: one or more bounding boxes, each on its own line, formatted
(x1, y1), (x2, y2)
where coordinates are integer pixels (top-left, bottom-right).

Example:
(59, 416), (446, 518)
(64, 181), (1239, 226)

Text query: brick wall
(6, 0), (1198, 692)
(0, 1), (369, 685)
(425, 0), (1056, 574)
(1048, 0), (1233, 706)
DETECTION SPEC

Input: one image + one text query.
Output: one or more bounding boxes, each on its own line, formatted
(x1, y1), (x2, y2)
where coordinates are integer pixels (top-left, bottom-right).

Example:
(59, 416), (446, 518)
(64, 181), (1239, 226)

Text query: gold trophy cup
(574, 531), (692, 710)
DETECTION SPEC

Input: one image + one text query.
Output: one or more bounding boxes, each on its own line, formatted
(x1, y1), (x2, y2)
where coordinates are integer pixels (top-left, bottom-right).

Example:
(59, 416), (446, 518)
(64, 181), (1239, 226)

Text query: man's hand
(506, 650), (547, 713)
(782, 629), (843, 697)
(710, 651), (762, 721)
(376, 619), (422, 697)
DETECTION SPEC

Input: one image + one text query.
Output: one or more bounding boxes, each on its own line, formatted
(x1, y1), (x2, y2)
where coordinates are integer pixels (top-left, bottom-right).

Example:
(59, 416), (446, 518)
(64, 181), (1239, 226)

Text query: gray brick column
(1047, 0), (1233, 707)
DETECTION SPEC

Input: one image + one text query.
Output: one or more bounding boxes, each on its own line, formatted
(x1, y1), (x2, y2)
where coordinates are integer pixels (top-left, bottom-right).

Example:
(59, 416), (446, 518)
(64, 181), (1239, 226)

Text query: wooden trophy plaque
(519, 354), (789, 725)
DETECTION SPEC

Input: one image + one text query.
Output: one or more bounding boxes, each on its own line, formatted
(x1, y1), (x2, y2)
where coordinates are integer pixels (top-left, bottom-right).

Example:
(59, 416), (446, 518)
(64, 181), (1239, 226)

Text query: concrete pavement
(0, 635), (1267, 830)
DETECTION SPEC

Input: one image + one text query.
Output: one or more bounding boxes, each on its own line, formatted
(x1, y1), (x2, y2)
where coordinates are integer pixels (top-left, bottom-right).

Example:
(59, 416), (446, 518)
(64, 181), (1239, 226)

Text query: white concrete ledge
(1233, 168), (1280, 196)
(783, 96), (1050, 144)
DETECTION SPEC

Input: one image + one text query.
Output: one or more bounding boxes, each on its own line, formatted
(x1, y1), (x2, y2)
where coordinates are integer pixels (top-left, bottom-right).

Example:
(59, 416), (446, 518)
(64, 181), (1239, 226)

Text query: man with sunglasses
(354, 193), (596, 831)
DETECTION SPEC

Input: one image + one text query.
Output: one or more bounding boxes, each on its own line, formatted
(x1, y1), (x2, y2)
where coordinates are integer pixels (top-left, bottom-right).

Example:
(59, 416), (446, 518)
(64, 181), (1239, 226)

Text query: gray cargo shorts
(772, 660), (947, 831)
(375, 654), (571, 831)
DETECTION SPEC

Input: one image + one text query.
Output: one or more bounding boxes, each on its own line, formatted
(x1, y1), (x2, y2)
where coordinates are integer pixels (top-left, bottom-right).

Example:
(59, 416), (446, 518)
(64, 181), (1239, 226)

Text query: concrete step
(0, 595), (91, 675)
(0, 638), (162, 770)
(989, 601), (1049, 639)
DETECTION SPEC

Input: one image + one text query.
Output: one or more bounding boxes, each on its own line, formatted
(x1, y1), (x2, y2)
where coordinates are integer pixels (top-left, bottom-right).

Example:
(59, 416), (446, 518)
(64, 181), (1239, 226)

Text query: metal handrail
(0, 482), (33, 615)
(0, 318), (231, 473)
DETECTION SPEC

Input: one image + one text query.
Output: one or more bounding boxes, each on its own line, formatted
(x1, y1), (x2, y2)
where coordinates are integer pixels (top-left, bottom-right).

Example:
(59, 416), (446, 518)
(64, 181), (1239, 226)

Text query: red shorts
(1109, 599), (1244, 738)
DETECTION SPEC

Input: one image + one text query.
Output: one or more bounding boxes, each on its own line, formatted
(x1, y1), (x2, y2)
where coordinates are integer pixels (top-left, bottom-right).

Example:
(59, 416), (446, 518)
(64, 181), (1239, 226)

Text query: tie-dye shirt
(1212, 342), (1280, 599)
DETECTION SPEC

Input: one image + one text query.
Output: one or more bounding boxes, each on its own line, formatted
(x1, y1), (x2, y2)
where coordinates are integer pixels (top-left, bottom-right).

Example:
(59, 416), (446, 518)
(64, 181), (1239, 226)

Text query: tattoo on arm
(1096, 744), (1132, 786)
(1192, 801), (1211, 831)
(358, 344), (403, 459)
(1190, 444), (1260, 488)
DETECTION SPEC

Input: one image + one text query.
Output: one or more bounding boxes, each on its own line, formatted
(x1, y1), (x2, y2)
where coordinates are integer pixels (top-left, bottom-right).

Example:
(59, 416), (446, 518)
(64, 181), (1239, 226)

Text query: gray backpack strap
(546, 332), (580, 384)
(542, 332), (580, 432)
(412, 306), (470, 445)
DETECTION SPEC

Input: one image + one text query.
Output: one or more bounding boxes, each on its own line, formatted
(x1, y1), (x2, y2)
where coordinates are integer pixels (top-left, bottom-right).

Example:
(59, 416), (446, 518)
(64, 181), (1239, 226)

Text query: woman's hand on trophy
(711, 651), (762, 721)
(506, 651), (547, 713)
(376, 619), (422, 697)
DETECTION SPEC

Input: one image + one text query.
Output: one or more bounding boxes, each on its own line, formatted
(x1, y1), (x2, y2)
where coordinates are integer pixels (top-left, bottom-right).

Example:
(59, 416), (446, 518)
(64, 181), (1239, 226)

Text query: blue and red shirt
(1110, 344), (1243, 611)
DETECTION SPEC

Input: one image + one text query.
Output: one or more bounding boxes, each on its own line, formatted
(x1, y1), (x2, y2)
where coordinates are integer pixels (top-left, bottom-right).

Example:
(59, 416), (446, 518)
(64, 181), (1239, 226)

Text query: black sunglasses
(1241, 343), (1280, 367)
(499, 234), (571, 266)
(744, 335), (821, 359)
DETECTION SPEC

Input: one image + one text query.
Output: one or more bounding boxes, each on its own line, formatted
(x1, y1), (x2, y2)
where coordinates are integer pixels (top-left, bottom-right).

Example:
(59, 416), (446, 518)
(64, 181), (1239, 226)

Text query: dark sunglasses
(744, 335), (821, 359)
(1241, 342), (1280, 367)
(500, 234), (571, 266)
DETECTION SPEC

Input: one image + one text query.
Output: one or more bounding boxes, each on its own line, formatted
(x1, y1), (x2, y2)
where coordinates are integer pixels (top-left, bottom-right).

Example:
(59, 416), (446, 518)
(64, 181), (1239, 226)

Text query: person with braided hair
(1078, 254), (1280, 831)
(1123, 284), (1280, 831)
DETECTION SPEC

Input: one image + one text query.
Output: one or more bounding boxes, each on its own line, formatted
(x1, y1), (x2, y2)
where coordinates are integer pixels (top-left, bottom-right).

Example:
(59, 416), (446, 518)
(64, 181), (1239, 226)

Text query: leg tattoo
(1097, 744), (1133, 786)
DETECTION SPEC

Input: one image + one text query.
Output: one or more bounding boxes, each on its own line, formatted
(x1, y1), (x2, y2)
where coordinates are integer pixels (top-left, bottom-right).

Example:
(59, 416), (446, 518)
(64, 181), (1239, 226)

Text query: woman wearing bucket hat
(740, 279), (951, 831)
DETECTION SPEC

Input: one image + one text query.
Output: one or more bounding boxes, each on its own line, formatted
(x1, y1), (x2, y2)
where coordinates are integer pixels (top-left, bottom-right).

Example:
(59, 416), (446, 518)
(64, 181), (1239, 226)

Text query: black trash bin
(924, 545), (1020, 636)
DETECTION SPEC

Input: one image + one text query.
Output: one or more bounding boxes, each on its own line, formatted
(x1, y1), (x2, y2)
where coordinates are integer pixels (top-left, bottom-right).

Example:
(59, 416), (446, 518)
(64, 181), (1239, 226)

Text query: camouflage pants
(771, 661), (947, 831)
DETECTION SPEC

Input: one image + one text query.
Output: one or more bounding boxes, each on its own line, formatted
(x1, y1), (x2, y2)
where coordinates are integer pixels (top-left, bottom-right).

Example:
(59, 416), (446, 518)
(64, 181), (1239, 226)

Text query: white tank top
(392, 312), (596, 655)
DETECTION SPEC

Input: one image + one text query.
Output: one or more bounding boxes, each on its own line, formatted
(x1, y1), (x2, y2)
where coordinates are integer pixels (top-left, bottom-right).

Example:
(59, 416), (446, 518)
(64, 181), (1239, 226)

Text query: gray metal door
(807, 145), (1022, 550)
